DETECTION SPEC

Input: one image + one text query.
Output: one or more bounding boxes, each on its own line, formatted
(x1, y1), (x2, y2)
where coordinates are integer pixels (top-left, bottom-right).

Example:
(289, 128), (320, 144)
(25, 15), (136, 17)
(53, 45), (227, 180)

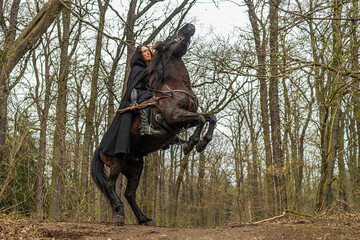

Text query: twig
(59, 0), (128, 44)
(251, 211), (287, 224)
(285, 209), (314, 218)
(225, 209), (317, 228)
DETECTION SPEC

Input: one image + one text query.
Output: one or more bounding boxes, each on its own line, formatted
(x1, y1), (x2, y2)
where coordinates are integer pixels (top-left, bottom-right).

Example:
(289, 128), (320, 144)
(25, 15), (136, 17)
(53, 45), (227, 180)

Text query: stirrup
(148, 123), (153, 135)
(141, 123), (161, 136)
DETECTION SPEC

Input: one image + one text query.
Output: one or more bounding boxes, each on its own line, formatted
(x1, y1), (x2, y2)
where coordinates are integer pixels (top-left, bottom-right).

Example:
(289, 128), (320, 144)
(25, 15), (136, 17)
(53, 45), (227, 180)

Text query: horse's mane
(148, 42), (166, 90)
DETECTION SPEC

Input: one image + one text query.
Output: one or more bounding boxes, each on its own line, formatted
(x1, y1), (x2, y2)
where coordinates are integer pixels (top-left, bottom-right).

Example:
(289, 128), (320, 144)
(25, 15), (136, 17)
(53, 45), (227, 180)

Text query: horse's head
(154, 23), (195, 58)
(149, 24), (195, 89)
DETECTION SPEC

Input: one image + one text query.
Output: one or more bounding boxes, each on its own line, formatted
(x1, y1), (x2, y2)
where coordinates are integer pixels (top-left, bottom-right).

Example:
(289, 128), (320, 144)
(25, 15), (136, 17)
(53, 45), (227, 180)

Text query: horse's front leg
(122, 156), (155, 226)
(168, 109), (205, 155)
(196, 114), (217, 152)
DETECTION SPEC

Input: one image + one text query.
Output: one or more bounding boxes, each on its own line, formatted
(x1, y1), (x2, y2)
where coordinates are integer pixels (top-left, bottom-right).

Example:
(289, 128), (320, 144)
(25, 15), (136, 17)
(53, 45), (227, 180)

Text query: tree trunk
(337, 111), (348, 210)
(197, 151), (205, 226)
(0, 84), (9, 164)
(242, 98), (260, 220)
(81, 0), (109, 211)
(122, 0), (138, 97)
(316, 0), (343, 211)
(168, 145), (175, 223)
(189, 153), (195, 225)
(245, 0), (274, 215)
(0, 0), (22, 163)
(172, 153), (190, 227)
(150, 151), (159, 220)
(73, 62), (83, 219)
(49, 5), (71, 219)
(350, 0), (360, 193)
(321, 107), (341, 209)
(0, 0), (66, 165)
(34, 37), (53, 219)
(269, 0), (287, 213)
(159, 151), (166, 225)
(107, 44), (123, 124)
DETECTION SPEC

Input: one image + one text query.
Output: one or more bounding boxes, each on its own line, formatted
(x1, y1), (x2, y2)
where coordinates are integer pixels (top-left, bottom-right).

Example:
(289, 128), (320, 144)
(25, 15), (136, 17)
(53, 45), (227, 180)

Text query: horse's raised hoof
(182, 142), (191, 155)
(196, 140), (207, 152)
(113, 214), (125, 226)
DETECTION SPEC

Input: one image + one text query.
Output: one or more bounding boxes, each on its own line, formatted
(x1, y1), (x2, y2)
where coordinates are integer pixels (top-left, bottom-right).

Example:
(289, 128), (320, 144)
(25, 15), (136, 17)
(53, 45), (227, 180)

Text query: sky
(188, 1), (248, 36)
(110, 1), (248, 41)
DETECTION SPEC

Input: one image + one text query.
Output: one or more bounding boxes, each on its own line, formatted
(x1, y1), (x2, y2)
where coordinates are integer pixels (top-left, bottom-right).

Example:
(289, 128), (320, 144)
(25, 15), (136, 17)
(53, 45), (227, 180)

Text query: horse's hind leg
(122, 157), (155, 226)
(196, 114), (217, 152)
(100, 152), (125, 225)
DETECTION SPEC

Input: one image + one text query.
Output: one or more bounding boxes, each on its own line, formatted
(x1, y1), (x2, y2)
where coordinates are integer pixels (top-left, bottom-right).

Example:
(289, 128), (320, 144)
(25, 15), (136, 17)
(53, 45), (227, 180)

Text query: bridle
(154, 32), (188, 71)
(148, 30), (198, 109)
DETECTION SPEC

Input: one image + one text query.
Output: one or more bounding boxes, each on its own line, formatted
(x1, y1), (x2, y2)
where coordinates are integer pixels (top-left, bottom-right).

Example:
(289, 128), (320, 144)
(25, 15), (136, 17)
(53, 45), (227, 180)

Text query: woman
(99, 45), (160, 157)
(128, 45), (161, 136)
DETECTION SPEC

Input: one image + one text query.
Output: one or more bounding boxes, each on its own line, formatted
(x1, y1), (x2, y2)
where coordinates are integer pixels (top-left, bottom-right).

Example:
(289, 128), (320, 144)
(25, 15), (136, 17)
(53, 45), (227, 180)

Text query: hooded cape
(98, 48), (152, 156)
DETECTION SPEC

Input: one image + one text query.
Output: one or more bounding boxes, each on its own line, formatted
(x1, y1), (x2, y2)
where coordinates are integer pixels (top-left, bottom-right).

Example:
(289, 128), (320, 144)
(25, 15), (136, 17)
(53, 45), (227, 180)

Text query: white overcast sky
(110, 1), (248, 40)
(188, 1), (248, 35)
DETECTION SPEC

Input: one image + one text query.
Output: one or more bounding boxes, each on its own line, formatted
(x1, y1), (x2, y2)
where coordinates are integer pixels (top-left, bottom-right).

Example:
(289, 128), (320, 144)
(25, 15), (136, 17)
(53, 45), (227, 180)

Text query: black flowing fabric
(98, 48), (153, 156)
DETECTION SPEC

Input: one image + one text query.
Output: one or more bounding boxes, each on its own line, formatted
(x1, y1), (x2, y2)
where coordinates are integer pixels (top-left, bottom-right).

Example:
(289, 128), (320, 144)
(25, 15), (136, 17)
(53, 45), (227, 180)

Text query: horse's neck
(164, 59), (191, 89)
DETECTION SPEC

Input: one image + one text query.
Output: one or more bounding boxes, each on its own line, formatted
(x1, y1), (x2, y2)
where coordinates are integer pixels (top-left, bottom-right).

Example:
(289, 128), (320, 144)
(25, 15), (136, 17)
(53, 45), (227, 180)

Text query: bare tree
(0, 0), (68, 164)
(49, 3), (72, 219)
(350, 0), (360, 195)
(81, 0), (109, 211)
(316, 0), (345, 211)
(269, 0), (287, 213)
(244, 0), (274, 214)
(32, 34), (56, 219)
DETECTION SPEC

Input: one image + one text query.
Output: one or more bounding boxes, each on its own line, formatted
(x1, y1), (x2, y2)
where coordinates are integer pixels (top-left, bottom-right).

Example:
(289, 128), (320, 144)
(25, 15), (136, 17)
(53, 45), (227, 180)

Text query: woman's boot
(139, 108), (161, 136)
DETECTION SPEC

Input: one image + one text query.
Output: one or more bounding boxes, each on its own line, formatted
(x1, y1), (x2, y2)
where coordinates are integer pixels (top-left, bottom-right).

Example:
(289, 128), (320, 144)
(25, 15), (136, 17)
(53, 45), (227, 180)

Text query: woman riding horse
(99, 45), (160, 157)
(91, 24), (216, 226)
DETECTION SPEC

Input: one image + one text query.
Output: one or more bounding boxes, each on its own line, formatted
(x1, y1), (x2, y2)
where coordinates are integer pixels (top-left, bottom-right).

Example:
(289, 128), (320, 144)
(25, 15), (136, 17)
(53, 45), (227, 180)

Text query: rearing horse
(91, 24), (216, 226)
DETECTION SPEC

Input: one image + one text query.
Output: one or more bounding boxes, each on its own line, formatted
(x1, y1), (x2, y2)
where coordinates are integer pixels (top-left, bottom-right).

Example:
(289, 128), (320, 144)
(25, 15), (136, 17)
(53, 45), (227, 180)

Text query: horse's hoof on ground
(196, 140), (207, 152)
(113, 214), (125, 226)
(145, 220), (155, 226)
(182, 142), (191, 155)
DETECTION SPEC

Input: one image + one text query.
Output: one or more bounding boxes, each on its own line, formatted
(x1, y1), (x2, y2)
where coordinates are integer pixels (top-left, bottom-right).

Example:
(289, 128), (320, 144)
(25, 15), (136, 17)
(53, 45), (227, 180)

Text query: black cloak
(98, 48), (153, 156)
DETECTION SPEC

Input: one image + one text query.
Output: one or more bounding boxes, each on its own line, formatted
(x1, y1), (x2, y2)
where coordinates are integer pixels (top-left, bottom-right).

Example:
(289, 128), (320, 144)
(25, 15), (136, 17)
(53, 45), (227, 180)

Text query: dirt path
(0, 215), (359, 239)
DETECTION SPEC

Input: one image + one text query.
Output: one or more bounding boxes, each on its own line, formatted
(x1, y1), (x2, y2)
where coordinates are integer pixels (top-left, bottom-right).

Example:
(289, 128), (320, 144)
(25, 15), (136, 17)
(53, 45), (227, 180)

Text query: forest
(0, 0), (359, 228)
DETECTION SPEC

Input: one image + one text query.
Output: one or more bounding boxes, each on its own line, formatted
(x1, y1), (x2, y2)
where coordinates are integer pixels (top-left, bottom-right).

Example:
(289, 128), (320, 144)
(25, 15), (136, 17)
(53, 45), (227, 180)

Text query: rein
(149, 31), (198, 109)
(154, 34), (185, 71)
(147, 84), (199, 109)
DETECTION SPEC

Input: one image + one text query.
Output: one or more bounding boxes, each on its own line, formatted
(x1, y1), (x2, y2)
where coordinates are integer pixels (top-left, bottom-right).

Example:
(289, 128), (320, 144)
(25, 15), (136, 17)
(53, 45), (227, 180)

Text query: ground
(1, 213), (359, 240)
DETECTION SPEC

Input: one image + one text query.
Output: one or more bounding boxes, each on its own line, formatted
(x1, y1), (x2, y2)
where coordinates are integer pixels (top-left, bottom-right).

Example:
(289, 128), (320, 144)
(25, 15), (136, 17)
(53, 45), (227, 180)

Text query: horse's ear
(153, 41), (165, 52)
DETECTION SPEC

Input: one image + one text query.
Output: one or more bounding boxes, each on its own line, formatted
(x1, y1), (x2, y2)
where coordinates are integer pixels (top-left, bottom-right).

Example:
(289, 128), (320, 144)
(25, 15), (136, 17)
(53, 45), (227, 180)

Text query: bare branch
(143, 0), (191, 45)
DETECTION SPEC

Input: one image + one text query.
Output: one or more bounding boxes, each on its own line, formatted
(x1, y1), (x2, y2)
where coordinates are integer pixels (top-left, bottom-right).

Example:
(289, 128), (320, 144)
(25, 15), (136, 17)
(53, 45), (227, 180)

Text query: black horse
(91, 24), (216, 226)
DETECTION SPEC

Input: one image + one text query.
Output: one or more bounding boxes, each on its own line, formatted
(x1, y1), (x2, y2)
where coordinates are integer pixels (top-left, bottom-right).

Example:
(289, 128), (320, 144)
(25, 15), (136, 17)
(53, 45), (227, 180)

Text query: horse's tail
(91, 148), (111, 201)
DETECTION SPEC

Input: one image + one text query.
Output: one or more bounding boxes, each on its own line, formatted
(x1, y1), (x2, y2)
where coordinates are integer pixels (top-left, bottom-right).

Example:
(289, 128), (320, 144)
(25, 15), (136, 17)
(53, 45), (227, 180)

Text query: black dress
(98, 49), (153, 156)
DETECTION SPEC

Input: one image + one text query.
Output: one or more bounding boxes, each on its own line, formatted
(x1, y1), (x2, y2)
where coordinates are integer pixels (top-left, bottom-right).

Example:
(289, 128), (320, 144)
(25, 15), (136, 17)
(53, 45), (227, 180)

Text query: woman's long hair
(148, 42), (165, 89)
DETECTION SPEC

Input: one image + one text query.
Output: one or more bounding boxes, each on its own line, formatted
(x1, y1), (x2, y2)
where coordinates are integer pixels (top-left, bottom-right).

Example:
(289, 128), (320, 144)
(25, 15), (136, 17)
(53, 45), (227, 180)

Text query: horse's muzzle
(179, 23), (195, 40)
